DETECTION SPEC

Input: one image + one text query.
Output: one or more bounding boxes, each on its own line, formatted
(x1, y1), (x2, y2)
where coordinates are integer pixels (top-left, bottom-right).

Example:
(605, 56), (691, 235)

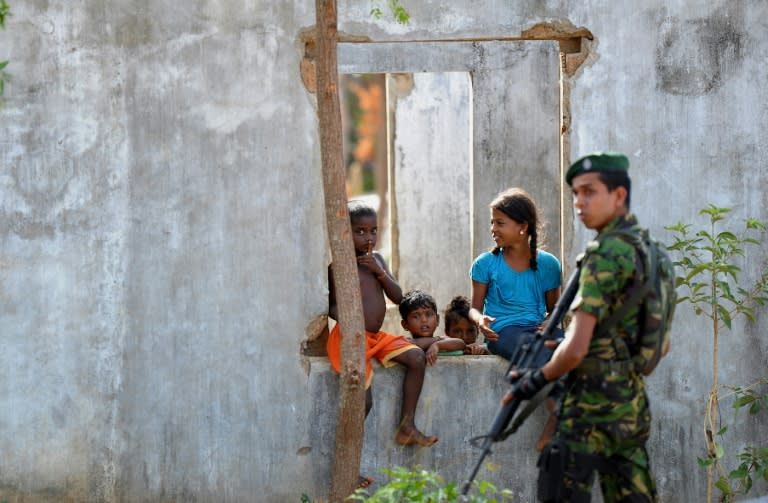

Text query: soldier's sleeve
(570, 238), (636, 324)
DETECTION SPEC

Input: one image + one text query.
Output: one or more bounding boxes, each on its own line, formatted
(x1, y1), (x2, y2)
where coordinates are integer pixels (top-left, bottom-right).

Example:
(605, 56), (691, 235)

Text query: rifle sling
(572, 358), (636, 377)
(575, 230), (655, 376)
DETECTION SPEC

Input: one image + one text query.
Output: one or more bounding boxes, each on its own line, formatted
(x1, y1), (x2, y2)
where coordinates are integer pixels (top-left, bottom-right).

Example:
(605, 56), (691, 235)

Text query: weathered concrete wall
(1, 1), (767, 502)
(310, 356), (552, 502)
(390, 71), (473, 310)
(1, 1), (326, 502)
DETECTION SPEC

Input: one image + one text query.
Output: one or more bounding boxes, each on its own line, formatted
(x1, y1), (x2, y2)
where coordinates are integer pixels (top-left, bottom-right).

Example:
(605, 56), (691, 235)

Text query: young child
(443, 295), (490, 355)
(468, 187), (562, 450)
(327, 200), (438, 455)
(399, 290), (466, 364)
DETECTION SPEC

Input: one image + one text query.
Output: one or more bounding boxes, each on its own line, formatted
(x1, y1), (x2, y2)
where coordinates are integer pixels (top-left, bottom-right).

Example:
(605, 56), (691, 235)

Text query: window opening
(308, 35), (591, 355)
(339, 73), (391, 266)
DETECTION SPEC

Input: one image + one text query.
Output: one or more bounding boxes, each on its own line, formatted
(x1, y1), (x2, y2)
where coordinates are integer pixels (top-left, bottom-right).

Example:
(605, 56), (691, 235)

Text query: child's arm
(422, 337), (466, 366)
(470, 280), (498, 342)
(356, 246), (403, 303)
(409, 336), (440, 366)
(372, 252), (403, 304)
(433, 337), (466, 352)
(539, 287), (561, 330)
(410, 337), (437, 351)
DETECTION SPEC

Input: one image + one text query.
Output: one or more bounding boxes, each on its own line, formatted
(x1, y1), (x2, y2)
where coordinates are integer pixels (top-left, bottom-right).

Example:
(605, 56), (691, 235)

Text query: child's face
(446, 318), (478, 344)
(351, 215), (378, 256)
(401, 305), (439, 339)
(490, 208), (527, 249)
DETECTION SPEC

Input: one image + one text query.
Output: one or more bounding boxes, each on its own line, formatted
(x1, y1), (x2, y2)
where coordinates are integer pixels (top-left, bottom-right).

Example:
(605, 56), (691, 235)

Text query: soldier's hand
(508, 368), (548, 400)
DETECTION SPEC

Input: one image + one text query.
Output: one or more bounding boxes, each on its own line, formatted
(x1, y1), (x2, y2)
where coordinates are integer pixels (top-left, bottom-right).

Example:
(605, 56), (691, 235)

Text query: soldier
(505, 152), (658, 502)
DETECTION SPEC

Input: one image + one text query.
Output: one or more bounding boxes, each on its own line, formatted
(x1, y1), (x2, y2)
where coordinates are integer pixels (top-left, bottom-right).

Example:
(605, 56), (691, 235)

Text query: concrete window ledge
(306, 356), (548, 499)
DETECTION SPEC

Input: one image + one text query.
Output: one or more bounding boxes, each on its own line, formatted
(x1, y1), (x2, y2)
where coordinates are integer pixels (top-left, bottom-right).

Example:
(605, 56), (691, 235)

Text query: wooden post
(314, 0), (367, 501)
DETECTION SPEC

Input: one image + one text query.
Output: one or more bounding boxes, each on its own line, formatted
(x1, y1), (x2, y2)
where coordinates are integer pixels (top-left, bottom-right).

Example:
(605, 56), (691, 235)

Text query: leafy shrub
(347, 466), (514, 502)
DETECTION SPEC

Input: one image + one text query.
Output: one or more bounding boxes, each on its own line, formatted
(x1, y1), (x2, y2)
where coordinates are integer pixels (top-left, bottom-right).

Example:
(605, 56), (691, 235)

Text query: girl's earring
(519, 231), (524, 235)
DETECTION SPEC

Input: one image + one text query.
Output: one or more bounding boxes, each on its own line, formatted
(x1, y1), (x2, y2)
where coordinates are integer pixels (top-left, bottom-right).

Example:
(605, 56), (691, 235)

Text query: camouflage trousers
(549, 372), (658, 503)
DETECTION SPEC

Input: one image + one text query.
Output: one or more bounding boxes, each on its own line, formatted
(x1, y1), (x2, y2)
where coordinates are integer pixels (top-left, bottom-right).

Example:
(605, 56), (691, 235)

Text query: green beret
(565, 152), (629, 185)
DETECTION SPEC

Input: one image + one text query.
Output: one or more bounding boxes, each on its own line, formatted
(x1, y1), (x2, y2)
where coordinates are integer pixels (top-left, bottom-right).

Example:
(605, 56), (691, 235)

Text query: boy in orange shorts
(327, 201), (438, 455)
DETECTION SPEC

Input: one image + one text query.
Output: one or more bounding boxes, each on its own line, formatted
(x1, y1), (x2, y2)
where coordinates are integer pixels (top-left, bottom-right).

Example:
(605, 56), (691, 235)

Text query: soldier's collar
(597, 213), (637, 236)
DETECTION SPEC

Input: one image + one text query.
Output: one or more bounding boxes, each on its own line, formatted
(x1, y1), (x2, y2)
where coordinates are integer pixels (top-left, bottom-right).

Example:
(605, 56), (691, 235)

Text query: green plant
(0, 2), (9, 29)
(0, 0), (10, 103)
(711, 376), (768, 500)
(370, 0), (410, 24)
(665, 205), (768, 503)
(347, 466), (514, 502)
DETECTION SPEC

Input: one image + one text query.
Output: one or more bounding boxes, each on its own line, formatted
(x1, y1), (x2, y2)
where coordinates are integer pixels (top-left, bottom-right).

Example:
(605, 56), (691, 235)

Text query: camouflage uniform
(555, 213), (658, 503)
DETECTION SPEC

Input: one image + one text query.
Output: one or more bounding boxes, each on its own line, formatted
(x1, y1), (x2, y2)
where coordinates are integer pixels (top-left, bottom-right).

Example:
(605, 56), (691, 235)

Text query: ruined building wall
(0, 1), (765, 501)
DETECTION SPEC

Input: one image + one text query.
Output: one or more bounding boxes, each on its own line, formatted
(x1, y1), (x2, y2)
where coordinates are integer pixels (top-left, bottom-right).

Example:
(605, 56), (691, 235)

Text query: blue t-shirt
(469, 249), (561, 331)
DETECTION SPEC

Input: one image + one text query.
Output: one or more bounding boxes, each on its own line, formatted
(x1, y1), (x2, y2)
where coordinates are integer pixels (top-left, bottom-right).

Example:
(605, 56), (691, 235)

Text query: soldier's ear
(613, 186), (628, 209)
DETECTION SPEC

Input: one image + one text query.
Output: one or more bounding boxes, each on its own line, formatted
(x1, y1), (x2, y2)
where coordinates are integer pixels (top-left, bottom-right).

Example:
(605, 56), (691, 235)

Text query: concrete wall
(390, 71), (473, 310)
(1, 1), (326, 501)
(309, 356), (551, 502)
(0, 1), (766, 502)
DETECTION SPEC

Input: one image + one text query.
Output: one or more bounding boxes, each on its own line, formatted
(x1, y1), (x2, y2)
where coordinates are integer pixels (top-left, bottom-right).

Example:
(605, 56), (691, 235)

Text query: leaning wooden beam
(314, 0), (367, 501)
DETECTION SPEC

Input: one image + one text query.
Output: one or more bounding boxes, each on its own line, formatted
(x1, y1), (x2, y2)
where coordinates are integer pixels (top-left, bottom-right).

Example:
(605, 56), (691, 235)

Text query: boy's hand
(357, 242), (387, 279)
(357, 254), (386, 278)
(425, 344), (439, 366)
(465, 343), (489, 355)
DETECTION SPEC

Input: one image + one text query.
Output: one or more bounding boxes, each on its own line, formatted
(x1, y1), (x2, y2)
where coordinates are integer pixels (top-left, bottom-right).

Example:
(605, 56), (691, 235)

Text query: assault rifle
(461, 267), (581, 496)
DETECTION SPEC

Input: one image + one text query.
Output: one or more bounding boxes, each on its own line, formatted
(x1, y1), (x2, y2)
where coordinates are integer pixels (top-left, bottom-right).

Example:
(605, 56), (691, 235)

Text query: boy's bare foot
(536, 413), (557, 451)
(395, 427), (438, 447)
(357, 475), (374, 489)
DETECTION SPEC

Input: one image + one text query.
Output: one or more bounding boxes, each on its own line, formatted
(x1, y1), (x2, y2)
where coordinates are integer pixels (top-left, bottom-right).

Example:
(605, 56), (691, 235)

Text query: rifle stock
(461, 267), (581, 495)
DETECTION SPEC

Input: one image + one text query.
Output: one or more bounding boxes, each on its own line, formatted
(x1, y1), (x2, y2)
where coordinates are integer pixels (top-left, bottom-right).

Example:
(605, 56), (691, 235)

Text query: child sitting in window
(327, 201), (438, 450)
(400, 290), (466, 365)
(443, 295), (490, 355)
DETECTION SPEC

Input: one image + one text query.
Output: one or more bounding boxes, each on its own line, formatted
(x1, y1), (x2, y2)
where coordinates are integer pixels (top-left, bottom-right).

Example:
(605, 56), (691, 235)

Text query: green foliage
(0, 60), (9, 99)
(0, 0), (9, 103)
(370, 0), (410, 24)
(666, 205), (768, 330)
(716, 377), (768, 500)
(0, 0), (9, 27)
(347, 466), (514, 502)
(666, 205), (768, 502)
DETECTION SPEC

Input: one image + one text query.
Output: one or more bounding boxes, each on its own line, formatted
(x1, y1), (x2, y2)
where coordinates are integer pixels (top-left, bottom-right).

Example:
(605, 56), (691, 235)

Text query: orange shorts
(327, 323), (417, 388)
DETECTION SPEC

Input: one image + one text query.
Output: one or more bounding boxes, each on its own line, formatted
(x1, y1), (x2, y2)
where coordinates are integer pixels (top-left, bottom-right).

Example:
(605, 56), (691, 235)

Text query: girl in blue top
(469, 187), (562, 449)
(469, 187), (561, 361)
